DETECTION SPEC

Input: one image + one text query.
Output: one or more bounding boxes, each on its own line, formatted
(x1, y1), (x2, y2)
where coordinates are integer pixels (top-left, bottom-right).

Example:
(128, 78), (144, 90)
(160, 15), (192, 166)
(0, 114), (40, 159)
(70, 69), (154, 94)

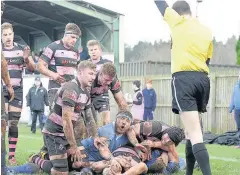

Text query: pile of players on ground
(29, 114), (186, 175)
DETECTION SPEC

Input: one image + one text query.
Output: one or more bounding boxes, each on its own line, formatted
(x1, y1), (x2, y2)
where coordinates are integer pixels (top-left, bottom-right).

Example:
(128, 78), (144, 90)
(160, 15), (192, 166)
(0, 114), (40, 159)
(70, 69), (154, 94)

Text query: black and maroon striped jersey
(40, 40), (80, 90)
(88, 57), (111, 72)
(2, 42), (27, 87)
(42, 78), (91, 136)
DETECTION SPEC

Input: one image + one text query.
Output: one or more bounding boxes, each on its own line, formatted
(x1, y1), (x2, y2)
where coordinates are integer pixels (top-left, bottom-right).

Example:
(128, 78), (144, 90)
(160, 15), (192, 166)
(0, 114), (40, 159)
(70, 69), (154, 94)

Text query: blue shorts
(145, 149), (186, 174)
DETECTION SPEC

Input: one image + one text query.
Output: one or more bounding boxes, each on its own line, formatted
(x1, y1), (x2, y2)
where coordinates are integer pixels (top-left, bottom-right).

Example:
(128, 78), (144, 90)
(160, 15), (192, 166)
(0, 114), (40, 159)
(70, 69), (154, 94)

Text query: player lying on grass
(126, 120), (186, 174)
(29, 110), (147, 174)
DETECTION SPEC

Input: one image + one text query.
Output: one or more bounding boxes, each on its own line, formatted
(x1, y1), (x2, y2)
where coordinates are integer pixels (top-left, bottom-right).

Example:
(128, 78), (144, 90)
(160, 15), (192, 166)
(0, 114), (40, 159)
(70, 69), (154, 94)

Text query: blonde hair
(78, 60), (96, 71)
(1, 22), (13, 33)
(87, 40), (101, 48)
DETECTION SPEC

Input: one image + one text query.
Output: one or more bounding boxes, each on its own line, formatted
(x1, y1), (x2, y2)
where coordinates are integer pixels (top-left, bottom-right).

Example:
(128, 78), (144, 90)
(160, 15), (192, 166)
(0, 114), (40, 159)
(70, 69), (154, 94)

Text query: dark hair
(162, 126), (185, 146)
(172, 0), (191, 16)
(100, 62), (116, 78)
(133, 80), (141, 88)
(116, 110), (133, 120)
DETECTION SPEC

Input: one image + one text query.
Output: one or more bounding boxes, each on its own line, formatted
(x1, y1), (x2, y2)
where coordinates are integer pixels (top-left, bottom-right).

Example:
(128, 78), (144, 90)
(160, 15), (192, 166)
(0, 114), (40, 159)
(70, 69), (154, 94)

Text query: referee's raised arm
(154, 0), (169, 16)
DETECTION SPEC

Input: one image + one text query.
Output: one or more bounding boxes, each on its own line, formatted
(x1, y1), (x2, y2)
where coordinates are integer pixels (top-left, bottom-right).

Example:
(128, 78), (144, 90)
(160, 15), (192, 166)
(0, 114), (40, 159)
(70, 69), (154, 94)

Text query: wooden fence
(109, 74), (239, 134)
(119, 61), (240, 77)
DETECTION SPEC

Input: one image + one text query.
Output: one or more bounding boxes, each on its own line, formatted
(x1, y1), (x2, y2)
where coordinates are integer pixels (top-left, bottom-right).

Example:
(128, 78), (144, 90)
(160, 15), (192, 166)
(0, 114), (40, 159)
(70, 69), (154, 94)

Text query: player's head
(63, 23), (81, 48)
(87, 40), (102, 61)
(77, 60), (96, 87)
(161, 126), (185, 146)
(172, 0), (192, 16)
(115, 110), (132, 134)
(1, 22), (14, 47)
(99, 62), (116, 86)
(132, 80), (141, 90)
(103, 162), (122, 175)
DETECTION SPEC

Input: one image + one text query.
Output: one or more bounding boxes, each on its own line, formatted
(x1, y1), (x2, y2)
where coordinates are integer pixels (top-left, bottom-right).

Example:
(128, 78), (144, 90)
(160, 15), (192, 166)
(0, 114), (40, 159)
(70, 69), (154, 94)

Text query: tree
(236, 37), (240, 65)
(124, 36), (238, 65)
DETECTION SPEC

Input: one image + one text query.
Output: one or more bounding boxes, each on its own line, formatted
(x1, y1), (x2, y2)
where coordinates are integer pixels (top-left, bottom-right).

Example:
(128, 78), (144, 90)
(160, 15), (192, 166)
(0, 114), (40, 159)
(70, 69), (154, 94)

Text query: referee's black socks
(185, 140), (196, 175)
(192, 143), (212, 175)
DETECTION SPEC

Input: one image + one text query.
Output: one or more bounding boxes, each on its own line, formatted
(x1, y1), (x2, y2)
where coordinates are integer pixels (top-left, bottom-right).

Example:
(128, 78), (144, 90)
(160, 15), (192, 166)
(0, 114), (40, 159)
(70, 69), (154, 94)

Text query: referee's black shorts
(171, 71), (210, 114)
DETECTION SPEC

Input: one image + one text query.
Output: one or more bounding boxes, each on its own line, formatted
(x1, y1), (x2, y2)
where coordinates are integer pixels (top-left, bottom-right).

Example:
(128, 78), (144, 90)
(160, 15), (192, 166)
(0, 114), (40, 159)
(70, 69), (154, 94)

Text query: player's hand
(115, 156), (131, 169)
(141, 140), (154, 148)
(110, 158), (122, 174)
(7, 85), (14, 102)
(135, 143), (148, 153)
(69, 146), (84, 162)
(94, 137), (107, 149)
(137, 150), (148, 162)
(23, 46), (31, 60)
(51, 73), (65, 84)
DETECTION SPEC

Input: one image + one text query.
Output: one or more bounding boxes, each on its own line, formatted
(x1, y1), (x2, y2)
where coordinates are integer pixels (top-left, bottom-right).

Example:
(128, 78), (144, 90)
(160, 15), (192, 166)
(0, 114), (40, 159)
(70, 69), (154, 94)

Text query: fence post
(209, 74), (217, 133)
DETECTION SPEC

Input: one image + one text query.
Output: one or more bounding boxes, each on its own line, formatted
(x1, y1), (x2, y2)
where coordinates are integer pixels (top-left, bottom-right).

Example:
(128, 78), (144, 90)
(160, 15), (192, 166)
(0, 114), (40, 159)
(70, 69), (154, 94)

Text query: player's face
(99, 73), (114, 86)
(2, 28), (14, 47)
(116, 117), (131, 134)
(88, 45), (102, 60)
(79, 67), (96, 87)
(65, 34), (79, 48)
(161, 133), (174, 146)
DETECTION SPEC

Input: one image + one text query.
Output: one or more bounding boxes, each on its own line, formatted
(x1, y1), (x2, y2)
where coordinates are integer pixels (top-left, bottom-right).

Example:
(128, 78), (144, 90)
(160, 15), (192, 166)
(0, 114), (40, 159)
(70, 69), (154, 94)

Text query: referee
(155, 1), (212, 175)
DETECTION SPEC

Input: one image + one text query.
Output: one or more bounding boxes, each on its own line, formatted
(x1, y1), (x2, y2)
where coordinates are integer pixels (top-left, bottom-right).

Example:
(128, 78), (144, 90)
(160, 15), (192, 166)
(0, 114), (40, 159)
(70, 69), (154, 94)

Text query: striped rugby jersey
(40, 40), (80, 90)
(2, 42), (27, 87)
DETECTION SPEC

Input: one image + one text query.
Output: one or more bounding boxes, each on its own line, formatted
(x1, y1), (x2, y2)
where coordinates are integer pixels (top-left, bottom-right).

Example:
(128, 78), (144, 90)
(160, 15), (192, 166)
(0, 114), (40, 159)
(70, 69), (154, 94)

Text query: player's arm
(23, 46), (35, 71)
(1, 52), (11, 86)
(126, 127), (139, 146)
(62, 89), (78, 150)
(37, 46), (64, 83)
(84, 104), (98, 138)
(142, 140), (169, 152)
(98, 141), (113, 160)
(168, 144), (179, 162)
(123, 162), (148, 175)
(206, 41), (213, 66)
(113, 91), (129, 110)
(110, 78), (128, 110)
(1, 52), (14, 101)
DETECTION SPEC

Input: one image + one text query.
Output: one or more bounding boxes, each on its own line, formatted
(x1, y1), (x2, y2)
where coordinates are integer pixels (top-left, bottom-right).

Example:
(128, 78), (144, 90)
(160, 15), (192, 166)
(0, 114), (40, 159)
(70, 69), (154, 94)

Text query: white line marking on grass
(178, 153), (239, 162)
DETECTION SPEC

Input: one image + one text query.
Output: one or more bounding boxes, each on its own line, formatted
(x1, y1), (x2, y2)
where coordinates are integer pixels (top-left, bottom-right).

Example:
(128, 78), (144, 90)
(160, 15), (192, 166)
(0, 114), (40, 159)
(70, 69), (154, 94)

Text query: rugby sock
(185, 140), (196, 175)
(32, 155), (52, 174)
(192, 143), (212, 175)
(8, 119), (19, 160)
(8, 137), (18, 159)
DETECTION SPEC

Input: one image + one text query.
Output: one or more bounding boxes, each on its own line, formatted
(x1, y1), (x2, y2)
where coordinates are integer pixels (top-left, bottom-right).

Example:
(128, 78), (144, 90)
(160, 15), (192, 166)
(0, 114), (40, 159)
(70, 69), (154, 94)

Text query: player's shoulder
(101, 58), (112, 64)
(14, 42), (26, 50)
(46, 40), (62, 50)
(72, 47), (79, 54)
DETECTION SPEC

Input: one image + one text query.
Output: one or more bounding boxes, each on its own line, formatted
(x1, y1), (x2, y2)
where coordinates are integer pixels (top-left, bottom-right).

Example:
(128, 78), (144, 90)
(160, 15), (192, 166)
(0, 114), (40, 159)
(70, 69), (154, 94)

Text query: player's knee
(8, 112), (21, 121)
(8, 113), (19, 137)
(51, 159), (68, 173)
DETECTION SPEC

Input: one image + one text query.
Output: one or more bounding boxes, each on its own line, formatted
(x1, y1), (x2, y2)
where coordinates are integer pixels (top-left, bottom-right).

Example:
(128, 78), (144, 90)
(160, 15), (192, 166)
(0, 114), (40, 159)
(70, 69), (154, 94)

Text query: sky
(85, 0), (240, 46)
